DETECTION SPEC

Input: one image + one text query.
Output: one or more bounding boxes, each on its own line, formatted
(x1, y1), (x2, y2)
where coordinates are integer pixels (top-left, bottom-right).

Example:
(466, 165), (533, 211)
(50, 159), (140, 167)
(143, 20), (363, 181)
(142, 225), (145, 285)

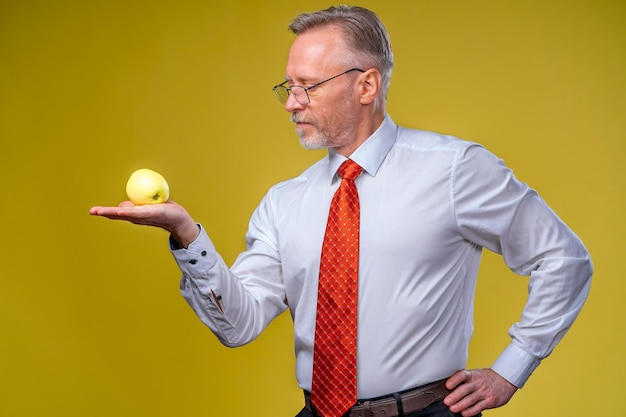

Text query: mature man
(90, 5), (592, 417)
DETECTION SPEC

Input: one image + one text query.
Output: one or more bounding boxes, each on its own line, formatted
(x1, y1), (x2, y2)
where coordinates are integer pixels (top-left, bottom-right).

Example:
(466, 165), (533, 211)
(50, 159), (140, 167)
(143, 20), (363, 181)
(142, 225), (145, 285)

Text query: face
(283, 27), (361, 151)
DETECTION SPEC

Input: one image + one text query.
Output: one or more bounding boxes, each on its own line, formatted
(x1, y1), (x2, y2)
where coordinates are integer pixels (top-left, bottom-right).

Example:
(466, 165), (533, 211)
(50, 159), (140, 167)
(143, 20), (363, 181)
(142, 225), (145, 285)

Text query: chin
(298, 135), (327, 150)
(296, 127), (335, 150)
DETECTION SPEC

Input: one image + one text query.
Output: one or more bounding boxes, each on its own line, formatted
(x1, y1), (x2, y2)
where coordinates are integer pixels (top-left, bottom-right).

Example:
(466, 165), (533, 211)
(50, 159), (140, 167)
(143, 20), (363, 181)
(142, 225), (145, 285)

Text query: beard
(291, 90), (357, 150)
(292, 116), (333, 150)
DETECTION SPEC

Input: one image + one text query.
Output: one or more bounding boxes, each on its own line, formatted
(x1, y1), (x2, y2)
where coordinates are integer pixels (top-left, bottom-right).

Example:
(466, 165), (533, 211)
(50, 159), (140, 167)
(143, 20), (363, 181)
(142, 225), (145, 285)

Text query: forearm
(495, 253), (592, 386)
(172, 225), (287, 346)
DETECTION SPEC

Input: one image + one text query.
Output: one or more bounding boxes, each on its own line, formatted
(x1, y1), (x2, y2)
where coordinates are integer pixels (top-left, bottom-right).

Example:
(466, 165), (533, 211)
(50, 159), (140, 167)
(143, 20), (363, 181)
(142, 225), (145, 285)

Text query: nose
(284, 93), (306, 112)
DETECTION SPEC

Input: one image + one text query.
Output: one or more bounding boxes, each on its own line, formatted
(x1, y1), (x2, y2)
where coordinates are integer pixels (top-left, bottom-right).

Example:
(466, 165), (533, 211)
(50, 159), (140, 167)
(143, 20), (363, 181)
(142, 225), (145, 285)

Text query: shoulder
(394, 125), (478, 153)
(389, 124), (509, 179)
(390, 125), (493, 170)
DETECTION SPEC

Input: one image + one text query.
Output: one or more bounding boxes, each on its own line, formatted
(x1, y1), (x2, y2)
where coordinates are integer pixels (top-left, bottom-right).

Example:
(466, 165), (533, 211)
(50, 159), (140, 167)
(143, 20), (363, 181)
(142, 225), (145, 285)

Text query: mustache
(291, 113), (313, 124)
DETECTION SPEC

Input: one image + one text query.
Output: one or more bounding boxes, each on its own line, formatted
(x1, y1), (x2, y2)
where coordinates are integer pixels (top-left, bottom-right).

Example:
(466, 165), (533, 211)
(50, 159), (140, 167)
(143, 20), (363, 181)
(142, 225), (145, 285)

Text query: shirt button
(189, 259), (197, 265)
(201, 251), (207, 256)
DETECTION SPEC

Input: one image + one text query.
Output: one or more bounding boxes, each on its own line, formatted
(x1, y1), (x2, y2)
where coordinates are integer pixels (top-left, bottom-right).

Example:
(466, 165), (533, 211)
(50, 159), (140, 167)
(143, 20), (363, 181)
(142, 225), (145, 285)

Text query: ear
(358, 69), (382, 105)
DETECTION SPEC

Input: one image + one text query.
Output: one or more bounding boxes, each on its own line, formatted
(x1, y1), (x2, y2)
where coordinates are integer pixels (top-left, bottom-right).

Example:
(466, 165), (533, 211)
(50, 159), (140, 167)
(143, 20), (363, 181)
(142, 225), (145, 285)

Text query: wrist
(170, 221), (200, 249)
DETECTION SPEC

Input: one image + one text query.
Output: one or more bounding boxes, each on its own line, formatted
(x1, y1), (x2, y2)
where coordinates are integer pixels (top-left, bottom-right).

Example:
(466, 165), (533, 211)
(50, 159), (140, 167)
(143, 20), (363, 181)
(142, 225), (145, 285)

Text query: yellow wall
(1, 1), (623, 416)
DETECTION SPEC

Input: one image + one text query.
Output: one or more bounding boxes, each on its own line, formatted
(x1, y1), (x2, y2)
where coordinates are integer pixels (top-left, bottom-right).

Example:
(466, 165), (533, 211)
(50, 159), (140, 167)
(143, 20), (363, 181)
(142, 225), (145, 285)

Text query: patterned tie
(311, 159), (363, 417)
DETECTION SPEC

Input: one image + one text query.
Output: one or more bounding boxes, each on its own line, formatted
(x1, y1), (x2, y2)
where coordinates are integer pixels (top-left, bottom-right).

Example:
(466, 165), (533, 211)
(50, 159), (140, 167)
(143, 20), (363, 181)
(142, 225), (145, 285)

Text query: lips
(291, 114), (312, 125)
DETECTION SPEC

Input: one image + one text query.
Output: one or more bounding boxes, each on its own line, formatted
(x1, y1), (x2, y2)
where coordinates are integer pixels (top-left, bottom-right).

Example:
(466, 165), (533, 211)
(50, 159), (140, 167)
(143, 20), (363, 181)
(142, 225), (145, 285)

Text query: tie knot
(338, 160), (363, 181)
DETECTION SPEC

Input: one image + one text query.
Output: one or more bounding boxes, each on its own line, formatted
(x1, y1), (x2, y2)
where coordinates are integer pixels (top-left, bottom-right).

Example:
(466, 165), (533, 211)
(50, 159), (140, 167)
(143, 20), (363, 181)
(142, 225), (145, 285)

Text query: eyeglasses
(272, 68), (365, 105)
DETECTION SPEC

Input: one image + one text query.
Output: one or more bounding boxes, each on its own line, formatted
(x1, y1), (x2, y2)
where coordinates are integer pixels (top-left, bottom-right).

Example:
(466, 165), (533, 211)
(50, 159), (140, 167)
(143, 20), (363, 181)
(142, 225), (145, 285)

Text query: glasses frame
(273, 68), (365, 105)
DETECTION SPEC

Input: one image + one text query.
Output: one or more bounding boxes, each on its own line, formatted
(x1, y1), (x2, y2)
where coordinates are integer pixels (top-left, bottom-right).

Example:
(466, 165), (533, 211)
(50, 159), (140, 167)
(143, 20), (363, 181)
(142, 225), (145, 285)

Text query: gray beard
(296, 128), (331, 150)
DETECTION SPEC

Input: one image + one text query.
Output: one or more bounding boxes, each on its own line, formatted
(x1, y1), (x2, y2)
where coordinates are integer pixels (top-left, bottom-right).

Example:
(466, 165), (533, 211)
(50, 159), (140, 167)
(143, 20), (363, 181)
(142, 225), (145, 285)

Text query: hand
(443, 368), (518, 416)
(89, 200), (200, 248)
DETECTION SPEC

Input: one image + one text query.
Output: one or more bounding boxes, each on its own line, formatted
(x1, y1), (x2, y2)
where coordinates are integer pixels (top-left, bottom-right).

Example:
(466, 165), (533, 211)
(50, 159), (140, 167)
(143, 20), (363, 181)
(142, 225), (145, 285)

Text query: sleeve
(173, 188), (288, 347)
(452, 144), (593, 388)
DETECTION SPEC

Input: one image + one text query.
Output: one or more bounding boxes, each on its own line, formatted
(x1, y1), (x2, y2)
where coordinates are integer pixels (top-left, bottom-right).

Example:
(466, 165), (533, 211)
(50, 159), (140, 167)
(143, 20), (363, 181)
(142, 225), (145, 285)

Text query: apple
(125, 168), (170, 205)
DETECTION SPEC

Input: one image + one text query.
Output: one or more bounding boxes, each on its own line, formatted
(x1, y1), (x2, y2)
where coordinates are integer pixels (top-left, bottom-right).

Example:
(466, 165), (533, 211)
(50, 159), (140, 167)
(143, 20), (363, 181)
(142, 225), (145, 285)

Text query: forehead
(285, 26), (350, 82)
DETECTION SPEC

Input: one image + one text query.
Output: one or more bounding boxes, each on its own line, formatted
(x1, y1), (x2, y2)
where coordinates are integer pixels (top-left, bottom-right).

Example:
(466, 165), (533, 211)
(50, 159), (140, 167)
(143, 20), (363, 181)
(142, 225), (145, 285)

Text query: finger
(444, 385), (473, 408)
(445, 369), (471, 390)
(90, 206), (139, 221)
(460, 399), (489, 417)
(447, 391), (479, 414)
(90, 206), (117, 216)
(90, 203), (131, 215)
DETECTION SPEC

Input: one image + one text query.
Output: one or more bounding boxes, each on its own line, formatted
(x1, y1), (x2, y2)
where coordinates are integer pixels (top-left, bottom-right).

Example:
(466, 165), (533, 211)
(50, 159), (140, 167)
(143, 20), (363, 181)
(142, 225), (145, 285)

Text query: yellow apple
(125, 168), (170, 205)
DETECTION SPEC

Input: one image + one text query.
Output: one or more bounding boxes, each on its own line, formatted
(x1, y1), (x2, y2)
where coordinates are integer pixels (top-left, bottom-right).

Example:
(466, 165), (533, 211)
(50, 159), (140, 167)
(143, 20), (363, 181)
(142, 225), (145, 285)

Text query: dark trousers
(295, 400), (480, 417)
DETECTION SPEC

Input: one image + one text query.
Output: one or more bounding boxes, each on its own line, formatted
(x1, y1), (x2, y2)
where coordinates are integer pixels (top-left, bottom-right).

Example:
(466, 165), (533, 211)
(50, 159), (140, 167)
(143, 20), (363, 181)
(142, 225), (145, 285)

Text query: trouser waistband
(304, 378), (451, 417)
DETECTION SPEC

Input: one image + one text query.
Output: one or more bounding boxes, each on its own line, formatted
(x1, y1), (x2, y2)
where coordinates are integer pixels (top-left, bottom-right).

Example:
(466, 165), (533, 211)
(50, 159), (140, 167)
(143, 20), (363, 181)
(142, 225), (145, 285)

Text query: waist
(304, 378), (451, 417)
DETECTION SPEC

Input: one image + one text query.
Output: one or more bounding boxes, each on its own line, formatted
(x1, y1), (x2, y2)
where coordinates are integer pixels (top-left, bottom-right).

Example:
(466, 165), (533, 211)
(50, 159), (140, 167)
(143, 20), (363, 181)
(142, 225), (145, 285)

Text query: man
(90, 5), (592, 417)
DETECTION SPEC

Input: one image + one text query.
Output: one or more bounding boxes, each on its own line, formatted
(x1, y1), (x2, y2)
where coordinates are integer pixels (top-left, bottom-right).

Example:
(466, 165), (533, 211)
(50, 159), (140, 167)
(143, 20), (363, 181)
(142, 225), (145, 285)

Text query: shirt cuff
(169, 224), (219, 274)
(491, 342), (541, 388)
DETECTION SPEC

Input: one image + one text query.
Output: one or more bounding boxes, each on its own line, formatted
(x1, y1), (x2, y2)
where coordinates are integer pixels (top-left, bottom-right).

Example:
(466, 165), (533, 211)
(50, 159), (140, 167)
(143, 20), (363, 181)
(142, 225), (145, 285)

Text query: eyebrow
(284, 73), (316, 86)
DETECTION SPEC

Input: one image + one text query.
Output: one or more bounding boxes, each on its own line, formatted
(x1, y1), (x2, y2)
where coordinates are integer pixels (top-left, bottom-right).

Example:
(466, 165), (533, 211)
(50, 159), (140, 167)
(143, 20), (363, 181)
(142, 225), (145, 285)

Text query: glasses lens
(290, 86), (309, 104)
(273, 85), (310, 104)
(272, 86), (288, 104)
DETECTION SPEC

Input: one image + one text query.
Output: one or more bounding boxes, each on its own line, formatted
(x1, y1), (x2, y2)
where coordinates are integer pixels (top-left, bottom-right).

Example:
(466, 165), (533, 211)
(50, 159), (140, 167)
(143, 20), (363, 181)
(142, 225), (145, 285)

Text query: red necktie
(311, 159), (363, 417)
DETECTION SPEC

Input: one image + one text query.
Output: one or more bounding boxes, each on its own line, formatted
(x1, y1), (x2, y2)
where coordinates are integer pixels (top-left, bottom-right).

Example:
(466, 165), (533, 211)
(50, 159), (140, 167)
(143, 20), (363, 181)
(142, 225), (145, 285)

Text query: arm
(90, 196), (288, 346)
(177, 187), (288, 346)
(444, 145), (593, 415)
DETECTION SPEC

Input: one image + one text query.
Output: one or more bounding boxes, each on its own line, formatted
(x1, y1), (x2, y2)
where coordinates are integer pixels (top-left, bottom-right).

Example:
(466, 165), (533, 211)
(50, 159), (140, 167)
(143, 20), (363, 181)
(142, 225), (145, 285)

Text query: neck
(332, 109), (385, 157)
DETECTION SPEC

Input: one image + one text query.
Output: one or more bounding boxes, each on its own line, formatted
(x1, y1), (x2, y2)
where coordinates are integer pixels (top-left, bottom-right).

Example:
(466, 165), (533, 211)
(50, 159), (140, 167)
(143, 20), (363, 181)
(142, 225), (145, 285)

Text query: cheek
(317, 102), (339, 119)
(304, 107), (327, 127)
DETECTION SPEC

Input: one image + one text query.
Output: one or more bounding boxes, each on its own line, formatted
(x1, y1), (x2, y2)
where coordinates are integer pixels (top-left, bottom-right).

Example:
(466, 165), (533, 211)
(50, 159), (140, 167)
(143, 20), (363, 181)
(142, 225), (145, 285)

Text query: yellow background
(1, 1), (623, 416)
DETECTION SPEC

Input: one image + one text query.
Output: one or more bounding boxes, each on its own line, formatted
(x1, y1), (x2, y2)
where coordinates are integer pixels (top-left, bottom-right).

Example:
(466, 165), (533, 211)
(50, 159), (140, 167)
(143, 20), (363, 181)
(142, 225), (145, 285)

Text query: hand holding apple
(126, 168), (170, 205)
(90, 168), (200, 248)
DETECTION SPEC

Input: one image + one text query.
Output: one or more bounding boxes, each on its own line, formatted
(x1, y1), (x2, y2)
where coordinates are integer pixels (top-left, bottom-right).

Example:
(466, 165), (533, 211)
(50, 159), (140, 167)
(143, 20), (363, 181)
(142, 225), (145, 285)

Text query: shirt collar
(327, 114), (397, 183)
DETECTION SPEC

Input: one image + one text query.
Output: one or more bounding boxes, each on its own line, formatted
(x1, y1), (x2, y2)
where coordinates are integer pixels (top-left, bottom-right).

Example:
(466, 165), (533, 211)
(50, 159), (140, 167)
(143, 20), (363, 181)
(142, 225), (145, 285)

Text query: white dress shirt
(173, 115), (592, 399)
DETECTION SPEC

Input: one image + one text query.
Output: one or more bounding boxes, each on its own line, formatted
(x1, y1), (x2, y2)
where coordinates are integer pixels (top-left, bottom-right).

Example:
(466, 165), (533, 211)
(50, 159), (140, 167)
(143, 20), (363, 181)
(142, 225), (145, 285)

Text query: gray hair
(289, 5), (394, 98)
